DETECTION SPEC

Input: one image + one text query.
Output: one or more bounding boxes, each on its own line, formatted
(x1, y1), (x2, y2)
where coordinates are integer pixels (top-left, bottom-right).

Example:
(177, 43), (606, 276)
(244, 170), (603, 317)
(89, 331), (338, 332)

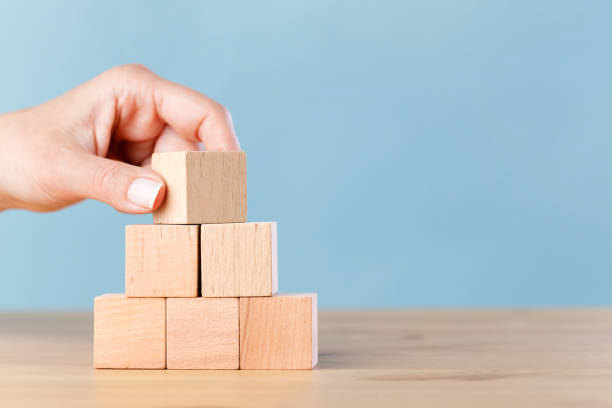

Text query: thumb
(66, 153), (166, 213)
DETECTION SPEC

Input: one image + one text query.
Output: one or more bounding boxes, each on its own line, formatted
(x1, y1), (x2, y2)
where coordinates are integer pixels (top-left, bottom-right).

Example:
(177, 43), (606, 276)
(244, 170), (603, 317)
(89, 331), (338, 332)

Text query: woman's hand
(0, 64), (240, 213)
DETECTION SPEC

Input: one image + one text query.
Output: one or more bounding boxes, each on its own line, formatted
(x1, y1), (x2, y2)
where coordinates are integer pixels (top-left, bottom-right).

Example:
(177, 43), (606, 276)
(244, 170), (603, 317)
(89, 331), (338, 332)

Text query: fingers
(49, 65), (238, 214)
(95, 64), (239, 153)
(5, 64), (238, 214)
(153, 126), (202, 153)
(150, 74), (240, 152)
(64, 151), (166, 214)
(121, 126), (201, 170)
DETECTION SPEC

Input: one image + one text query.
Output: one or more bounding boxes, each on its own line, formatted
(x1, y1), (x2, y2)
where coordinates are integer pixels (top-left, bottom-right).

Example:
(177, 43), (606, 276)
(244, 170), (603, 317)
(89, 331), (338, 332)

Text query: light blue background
(1, 1), (611, 309)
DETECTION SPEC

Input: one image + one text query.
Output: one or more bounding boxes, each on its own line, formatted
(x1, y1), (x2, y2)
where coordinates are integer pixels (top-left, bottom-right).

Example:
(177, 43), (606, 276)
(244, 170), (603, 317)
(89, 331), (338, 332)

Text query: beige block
(201, 222), (278, 297)
(152, 151), (247, 224)
(94, 294), (166, 369)
(240, 294), (318, 370)
(125, 225), (199, 298)
(166, 298), (239, 369)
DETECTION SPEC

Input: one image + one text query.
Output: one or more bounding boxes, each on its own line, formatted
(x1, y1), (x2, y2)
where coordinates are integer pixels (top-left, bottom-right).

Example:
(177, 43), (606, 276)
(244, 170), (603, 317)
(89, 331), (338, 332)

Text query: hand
(0, 64), (240, 213)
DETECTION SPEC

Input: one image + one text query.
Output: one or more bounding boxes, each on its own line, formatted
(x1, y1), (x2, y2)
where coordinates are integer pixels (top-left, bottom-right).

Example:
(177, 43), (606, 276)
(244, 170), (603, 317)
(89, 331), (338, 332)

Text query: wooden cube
(201, 222), (278, 297)
(239, 294), (318, 369)
(94, 294), (166, 369)
(152, 151), (247, 224)
(166, 298), (239, 369)
(125, 225), (199, 298)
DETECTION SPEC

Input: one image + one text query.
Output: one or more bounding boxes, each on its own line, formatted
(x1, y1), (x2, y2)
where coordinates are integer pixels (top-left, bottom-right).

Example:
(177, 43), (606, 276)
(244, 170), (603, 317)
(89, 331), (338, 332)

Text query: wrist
(0, 111), (19, 211)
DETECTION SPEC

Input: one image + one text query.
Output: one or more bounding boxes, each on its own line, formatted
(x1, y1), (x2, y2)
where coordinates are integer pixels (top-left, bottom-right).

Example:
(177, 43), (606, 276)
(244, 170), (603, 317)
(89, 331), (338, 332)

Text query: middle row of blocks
(126, 222), (278, 298)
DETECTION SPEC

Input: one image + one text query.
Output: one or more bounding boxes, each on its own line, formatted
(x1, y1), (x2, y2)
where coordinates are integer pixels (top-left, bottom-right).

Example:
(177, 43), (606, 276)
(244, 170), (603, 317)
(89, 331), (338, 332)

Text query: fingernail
(127, 178), (164, 209)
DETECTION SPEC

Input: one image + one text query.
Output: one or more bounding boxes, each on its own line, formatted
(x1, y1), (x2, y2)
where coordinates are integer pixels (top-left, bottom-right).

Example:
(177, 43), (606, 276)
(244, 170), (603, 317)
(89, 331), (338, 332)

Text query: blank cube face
(152, 151), (247, 224)
(240, 294), (318, 370)
(125, 225), (199, 298)
(201, 222), (278, 297)
(94, 294), (166, 369)
(166, 298), (239, 369)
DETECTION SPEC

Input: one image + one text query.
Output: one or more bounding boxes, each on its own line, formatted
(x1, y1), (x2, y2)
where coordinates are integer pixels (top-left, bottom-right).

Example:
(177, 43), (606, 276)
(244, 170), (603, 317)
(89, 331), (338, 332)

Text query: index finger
(151, 74), (240, 152)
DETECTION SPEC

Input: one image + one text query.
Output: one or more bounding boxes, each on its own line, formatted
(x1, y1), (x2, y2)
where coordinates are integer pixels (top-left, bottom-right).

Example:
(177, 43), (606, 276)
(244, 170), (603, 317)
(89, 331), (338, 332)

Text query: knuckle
(92, 162), (124, 194)
(213, 102), (231, 119)
(102, 64), (151, 81)
(121, 63), (151, 74)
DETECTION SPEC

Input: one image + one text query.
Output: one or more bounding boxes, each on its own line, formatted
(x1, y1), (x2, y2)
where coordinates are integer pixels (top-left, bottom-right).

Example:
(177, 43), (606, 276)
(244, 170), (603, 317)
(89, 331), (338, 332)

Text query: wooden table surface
(1, 309), (611, 407)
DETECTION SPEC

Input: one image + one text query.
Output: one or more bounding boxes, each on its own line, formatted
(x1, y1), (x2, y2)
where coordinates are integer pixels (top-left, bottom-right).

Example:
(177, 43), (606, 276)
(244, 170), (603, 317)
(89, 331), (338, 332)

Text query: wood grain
(152, 151), (247, 224)
(166, 298), (239, 369)
(151, 151), (188, 224)
(125, 225), (199, 298)
(201, 222), (278, 297)
(4, 309), (612, 407)
(240, 294), (317, 369)
(93, 294), (166, 369)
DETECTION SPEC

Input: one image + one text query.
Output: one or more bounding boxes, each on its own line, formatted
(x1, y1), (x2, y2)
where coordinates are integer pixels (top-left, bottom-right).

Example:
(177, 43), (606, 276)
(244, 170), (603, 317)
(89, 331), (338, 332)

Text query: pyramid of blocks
(94, 151), (318, 370)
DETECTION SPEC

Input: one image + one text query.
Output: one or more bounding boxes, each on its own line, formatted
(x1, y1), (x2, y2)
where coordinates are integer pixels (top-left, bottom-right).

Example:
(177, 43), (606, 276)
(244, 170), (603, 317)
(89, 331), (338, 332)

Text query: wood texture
(240, 294), (317, 369)
(93, 294), (166, 369)
(5, 309), (612, 407)
(166, 298), (239, 369)
(201, 222), (278, 297)
(152, 151), (247, 224)
(125, 225), (199, 298)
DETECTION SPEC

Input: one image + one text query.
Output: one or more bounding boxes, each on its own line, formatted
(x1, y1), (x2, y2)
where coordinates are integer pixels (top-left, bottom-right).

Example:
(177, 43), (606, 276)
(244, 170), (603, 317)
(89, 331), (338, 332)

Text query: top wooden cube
(152, 151), (247, 224)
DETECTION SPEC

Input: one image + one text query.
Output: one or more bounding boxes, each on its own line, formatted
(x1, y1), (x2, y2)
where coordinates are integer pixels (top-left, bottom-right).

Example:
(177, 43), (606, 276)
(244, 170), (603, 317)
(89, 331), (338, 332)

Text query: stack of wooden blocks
(94, 151), (318, 370)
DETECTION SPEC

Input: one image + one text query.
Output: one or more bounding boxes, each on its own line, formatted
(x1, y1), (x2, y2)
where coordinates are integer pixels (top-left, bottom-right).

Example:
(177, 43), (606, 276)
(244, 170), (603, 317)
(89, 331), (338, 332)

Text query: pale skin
(0, 64), (241, 213)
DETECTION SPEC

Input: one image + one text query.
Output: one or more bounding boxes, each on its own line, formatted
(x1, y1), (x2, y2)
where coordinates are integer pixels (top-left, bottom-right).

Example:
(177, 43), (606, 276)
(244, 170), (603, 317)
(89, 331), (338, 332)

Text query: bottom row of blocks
(94, 293), (317, 370)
